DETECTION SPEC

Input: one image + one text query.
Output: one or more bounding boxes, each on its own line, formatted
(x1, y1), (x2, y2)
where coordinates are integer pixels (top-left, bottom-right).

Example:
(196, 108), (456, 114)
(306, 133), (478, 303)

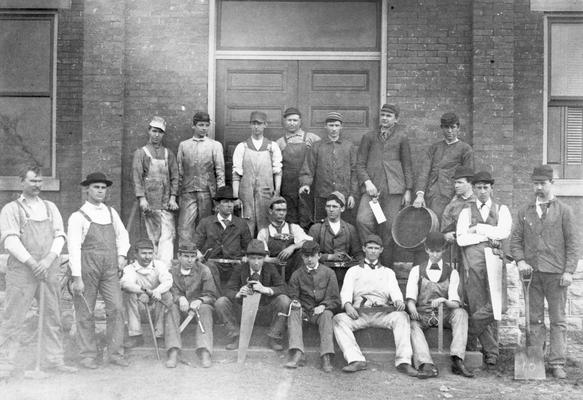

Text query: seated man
(286, 241), (340, 372)
(215, 239), (291, 351)
(333, 235), (418, 376)
(120, 239), (173, 350)
(308, 191), (363, 281)
(406, 232), (474, 379)
(168, 243), (218, 368)
(257, 196), (312, 281)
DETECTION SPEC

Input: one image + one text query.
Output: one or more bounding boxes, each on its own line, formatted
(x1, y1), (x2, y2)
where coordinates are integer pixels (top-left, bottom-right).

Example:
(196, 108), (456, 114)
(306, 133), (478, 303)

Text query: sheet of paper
(369, 199), (386, 224)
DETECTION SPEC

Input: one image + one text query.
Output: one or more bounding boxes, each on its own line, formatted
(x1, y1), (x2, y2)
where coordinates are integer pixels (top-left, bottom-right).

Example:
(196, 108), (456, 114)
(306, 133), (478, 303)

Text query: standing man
(355, 104), (413, 263)
(299, 111), (358, 223)
(132, 116), (179, 266)
(456, 171), (512, 368)
(510, 165), (580, 379)
(68, 172), (131, 369)
(0, 165), (77, 377)
(333, 234), (418, 376)
(413, 112), (474, 221)
(286, 241), (340, 372)
(276, 107), (320, 229)
(232, 111), (283, 236)
(177, 111), (225, 246)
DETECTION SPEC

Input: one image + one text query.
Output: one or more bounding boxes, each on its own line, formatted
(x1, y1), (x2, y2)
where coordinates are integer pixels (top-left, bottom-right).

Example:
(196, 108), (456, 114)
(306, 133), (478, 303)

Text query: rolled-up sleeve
(270, 142), (282, 175)
(232, 143), (245, 180)
(155, 264), (173, 294)
(405, 266), (420, 301)
(212, 142), (226, 188)
(111, 208), (130, 257)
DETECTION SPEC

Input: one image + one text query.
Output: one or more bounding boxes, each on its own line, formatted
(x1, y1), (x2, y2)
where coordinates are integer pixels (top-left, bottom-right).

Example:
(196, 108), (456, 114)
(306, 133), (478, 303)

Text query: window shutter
(566, 107), (583, 165)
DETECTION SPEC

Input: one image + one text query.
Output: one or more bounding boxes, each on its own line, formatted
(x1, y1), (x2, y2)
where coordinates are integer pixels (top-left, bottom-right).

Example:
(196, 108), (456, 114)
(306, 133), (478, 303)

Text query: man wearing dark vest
(132, 116), (179, 267)
(456, 171), (511, 367)
(406, 232), (473, 379)
(276, 107), (320, 229)
(0, 165), (77, 377)
(510, 165), (581, 379)
(68, 172), (131, 369)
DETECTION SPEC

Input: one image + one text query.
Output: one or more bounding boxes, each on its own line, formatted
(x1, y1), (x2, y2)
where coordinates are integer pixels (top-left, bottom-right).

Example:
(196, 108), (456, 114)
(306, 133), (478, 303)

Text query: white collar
(218, 213), (232, 223)
(444, 138), (460, 145)
(306, 262), (319, 272)
(84, 200), (107, 210)
(249, 267), (262, 276)
(426, 259), (443, 270)
(476, 198), (492, 208)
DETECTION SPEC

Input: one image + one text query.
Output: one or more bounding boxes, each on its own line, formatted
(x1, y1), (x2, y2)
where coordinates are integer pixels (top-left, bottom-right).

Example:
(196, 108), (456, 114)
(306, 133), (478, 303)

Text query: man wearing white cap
(132, 116), (179, 267)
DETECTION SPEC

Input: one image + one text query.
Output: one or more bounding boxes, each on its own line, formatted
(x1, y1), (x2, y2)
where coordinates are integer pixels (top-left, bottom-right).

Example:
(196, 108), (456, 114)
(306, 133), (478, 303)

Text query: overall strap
(142, 146), (153, 159)
(78, 209), (93, 223)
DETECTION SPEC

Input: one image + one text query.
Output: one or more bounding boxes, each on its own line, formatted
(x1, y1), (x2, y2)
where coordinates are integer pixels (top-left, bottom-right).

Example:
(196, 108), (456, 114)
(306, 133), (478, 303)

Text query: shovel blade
(514, 345), (546, 380)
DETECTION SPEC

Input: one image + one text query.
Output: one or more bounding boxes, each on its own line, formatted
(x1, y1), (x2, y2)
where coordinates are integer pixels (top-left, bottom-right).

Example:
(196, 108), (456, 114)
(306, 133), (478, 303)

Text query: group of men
(0, 103), (578, 381)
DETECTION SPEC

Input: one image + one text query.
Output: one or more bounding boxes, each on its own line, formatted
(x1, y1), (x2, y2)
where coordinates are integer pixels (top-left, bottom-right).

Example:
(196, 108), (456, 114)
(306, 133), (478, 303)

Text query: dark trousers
(215, 294), (291, 339)
(288, 308), (334, 356)
(283, 191), (313, 230)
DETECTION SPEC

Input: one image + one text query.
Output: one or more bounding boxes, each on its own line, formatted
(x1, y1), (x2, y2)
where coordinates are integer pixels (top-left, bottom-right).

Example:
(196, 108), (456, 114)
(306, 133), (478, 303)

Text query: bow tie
(307, 268), (317, 274)
(250, 272), (260, 281)
(429, 263), (440, 270)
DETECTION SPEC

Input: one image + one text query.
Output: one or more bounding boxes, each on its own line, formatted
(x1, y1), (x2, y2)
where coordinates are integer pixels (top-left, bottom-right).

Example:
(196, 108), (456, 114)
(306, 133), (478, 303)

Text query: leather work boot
(199, 349), (212, 368)
(165, 348), (178, 368)
(284, 350), (303, 369)
(342, 361), (367, 373)
(79, 358), (98, 370)
(417, 363), (439, 379)
(551, 366), (567, 379)
(225, 336), (239, 350)
(321, 354), (333, 373)
(109, 355), (130, 367)
(451, 356), (474, 378)
(396, 363), (418, 377)
(269, 337), (284, 351)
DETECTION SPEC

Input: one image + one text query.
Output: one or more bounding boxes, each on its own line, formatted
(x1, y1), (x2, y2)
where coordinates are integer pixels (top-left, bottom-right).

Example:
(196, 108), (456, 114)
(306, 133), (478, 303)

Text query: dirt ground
(2, 336), (583, 400)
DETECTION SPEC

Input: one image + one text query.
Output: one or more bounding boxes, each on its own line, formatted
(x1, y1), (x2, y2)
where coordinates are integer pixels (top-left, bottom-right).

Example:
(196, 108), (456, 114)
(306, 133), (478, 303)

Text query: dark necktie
(365, 261), (377, 269)
(540, 203), (548, 220)
(250, 272), (260, 281)
(479, 202), (486, 210)
(429, 263), (440, 270)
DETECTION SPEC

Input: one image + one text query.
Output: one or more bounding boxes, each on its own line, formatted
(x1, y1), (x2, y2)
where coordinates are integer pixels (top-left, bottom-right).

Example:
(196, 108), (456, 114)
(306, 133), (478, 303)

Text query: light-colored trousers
(144, 209), (175, 268)
(333, 310), (413, 366)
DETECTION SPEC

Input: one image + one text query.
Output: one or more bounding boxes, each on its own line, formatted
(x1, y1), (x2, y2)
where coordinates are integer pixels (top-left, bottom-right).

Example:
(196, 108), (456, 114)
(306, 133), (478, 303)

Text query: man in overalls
(177, 111), (225, 246)
(232, 111), (283, 236)
(68, 172), (131, 369)
(275, 107), (320, 230)
(0, 165), (77, 377)
(257, 196), (312, 281)
(132, 116), (179, 267)
(456, 171), (512, 367)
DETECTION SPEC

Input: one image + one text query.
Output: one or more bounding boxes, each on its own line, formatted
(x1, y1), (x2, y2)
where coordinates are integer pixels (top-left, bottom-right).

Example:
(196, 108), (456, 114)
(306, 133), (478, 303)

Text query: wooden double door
(215, 59), (380, 182)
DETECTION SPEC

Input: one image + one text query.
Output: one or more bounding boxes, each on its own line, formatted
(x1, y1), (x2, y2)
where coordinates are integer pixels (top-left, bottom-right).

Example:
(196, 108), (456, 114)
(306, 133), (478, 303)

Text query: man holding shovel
(0, 165), (77, 378)
(510, 165), (580, 379)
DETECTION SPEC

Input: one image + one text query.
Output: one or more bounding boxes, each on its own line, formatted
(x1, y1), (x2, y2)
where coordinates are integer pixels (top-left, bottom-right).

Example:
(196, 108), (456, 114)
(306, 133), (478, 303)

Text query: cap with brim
(81, 172), (113, 187)
(246, 239), (268, 255)
(149, 116), (166, 132)
(425, 232), (446, 251)
(269, 196), (287, 209)
(283, 107), (301, 118)
(178, 243), (198, 254)
(531, 165), (554, 181)
(472, 171), (495, 185)
(300, 240), (320, 255)
(134, 238), (154, 250)
(440, 112), (459, 127)
(250, 111), (267, 123)
(213, 186), (237, 201)
(364, 234), (383, 246)
(193, 111), (211, 123)
(381, 104), (400, 116)
(453, 166), (474, 180)
(325, 112), (344, 123)
(326, 191), (345, 207)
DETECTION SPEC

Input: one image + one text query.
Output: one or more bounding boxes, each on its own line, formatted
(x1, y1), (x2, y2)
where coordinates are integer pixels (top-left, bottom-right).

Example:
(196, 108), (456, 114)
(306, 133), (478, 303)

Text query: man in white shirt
(406, 232), (473, 379)
(68, 172), (131, 369)
(333, 234), (418, 376)
(456, 170), (512, 367)
(0, 165), (77, 377)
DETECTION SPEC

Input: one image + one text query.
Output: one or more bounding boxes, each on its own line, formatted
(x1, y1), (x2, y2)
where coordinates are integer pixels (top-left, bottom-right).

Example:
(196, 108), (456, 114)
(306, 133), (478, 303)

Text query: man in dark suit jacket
(214, 239), (291, 351)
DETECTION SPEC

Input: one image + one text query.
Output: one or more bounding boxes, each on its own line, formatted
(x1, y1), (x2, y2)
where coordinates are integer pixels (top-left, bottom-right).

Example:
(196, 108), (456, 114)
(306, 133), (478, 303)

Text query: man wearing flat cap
(456, 170), (511, 367)
(177, 111), (225, 247)
(167, 243), (218, 368)
(232, 111), (283, 236)
(300, 111), (359, 224)
(355, 104), (413, 266)
(276, 107), (320, 230)
(132, 116), (179, 267)
(67, 172), (131, 369)
(414, 112), (474, 221)
(510, 165), (580, 379)
(215, 239), (291, 351)
(120, 239), (173, 352)
(333, 234), (418, 376)
(285, 241), (340, 372)
(257, 196), (312, 281)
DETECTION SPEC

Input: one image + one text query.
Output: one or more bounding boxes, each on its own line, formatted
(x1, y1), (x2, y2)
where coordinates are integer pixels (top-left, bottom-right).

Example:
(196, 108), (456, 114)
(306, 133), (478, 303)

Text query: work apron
(142, 146), (170, 210)
(75, 208), (124, 360)
(0, 200), (63, 367)
(266, 223), (295, 257)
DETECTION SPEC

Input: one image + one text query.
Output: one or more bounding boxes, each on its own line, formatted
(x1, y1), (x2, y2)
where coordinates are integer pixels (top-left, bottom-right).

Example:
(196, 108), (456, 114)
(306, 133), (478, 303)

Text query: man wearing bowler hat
(177, 111), (225, 246)
(456, 170), (511, 367)
(67, 172), (131, 369)
(132, 116), (179, 267)
(232, 111), (283, 236)
(510, 165), (580, 379)
(276, 107), (320, 229)
(214, 239), (291, 351)
(414, 112), (474, 221)
(355, 104), (413, 266)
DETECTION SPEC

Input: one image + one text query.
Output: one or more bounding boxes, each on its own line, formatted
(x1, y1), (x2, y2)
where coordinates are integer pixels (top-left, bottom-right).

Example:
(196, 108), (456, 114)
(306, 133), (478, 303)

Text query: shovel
(514, 273), (545, 380)
(24, 281), (49, 380)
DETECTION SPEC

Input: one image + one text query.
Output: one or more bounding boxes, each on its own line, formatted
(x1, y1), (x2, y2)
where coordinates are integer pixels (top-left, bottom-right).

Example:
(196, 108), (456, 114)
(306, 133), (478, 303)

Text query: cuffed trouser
(288, 308), (334, 356)
(0, 260), (64, 369)
(215, 294), (291, 339)
(529, 272), (567, 366)
(333, 311), (413, 366)
(410, 308), (468, 367)
(167, 303), (214, 353)
(177, 191), (213, 246)
(144, 209), (175, 268)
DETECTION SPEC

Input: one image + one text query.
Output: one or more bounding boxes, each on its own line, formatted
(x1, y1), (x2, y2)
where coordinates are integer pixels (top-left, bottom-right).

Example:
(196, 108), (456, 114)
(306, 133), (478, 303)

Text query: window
(546, 18), (583, 181)
(0, 12), (58, 190)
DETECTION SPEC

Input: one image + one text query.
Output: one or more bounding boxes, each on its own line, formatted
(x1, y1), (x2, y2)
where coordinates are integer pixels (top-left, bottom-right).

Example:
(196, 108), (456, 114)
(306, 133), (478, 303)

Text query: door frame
(206, 0), (388, 139)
